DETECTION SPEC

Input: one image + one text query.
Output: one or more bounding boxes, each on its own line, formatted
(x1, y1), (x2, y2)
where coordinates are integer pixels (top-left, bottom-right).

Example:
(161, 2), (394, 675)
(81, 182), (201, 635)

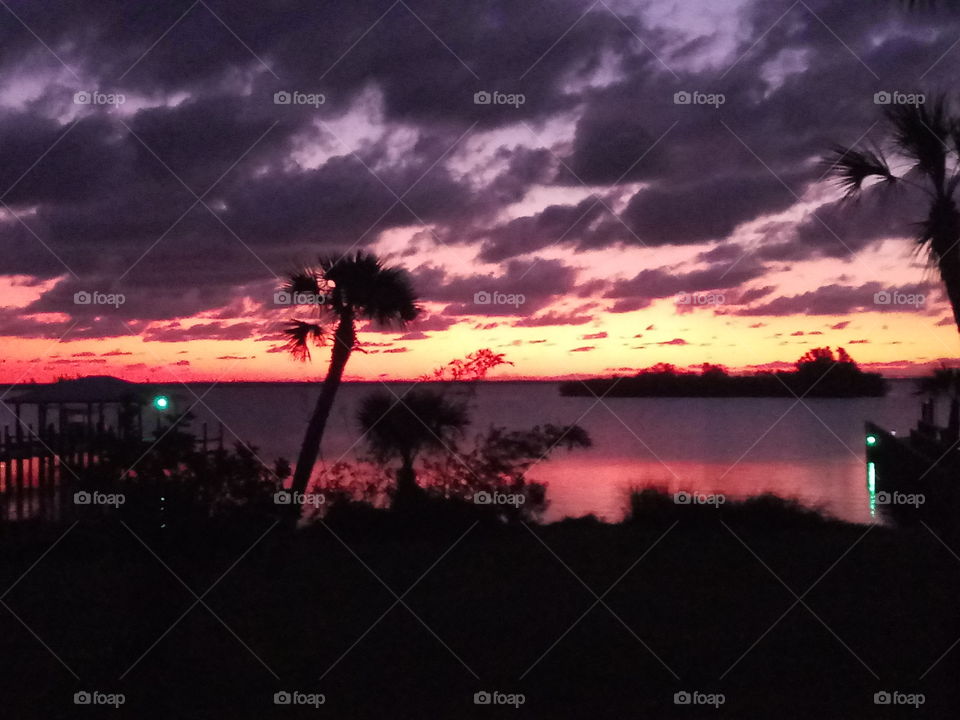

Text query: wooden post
(27, 423), (34, 486)
(2, 426), (9, 521)
(14, 405), (24, 520)
(38, 450), (46, 522)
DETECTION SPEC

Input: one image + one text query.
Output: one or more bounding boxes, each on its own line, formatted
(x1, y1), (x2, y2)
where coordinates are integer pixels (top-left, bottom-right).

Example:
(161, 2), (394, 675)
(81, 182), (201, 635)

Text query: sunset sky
(1, 0), (959, 382)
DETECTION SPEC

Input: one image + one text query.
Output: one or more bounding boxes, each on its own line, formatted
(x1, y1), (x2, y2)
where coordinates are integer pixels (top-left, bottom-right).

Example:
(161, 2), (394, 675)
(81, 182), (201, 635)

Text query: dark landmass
(1, 492), (956, 719)
(561, 347), (888, 398)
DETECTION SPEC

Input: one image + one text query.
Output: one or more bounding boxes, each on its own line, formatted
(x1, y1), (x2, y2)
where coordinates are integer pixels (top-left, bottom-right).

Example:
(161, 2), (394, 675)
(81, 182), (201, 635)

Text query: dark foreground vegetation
(1, 489), (958, 719)
(562, 347), (888, 398)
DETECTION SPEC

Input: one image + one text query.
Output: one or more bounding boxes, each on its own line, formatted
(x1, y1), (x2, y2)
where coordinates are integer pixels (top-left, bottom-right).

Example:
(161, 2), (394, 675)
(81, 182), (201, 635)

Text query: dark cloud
(513, 310), (594, 327)
(420, 257), (580, 316)
(1, 0), (959, 340)
(475, 195), (609, 262)
(604, 260), (769, 307)
(739, 286), (776, 304)
(143, 321), (262, 342)
(737, 282), (935, 316)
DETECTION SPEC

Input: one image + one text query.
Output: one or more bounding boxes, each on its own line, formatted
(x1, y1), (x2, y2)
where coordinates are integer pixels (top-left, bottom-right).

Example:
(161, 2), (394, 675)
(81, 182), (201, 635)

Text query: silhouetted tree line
(561, 347), (887, 398)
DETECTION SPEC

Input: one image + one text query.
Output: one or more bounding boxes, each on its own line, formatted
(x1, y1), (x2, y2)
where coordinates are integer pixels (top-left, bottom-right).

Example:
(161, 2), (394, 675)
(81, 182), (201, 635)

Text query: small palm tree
(283, 251), (420, 514)
(357, 388), (469, 503)
(826, 96), (960, 331)
(916, 364), (960, 436)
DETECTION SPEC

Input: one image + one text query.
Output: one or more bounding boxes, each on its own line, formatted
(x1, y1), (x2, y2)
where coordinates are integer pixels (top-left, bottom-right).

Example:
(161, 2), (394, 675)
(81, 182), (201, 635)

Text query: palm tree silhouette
(916, 364), (960, 439)
(826, 97), (960, 331)
(357, 388), (469, 503)
(282, 251), (420, 515)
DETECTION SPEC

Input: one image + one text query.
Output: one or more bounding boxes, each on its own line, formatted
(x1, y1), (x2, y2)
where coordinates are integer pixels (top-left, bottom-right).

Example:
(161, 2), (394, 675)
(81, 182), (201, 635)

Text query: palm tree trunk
(288, 313), (355, 519)
(395, 455), (418, 500)
(938, 250), (960, 333)
(932, 197), (960, 332)
(948, 396), (960, 443)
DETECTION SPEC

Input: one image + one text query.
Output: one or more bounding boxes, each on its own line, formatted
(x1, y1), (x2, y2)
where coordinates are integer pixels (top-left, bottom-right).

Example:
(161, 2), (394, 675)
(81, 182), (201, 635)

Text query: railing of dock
(0, 421), (224, 522)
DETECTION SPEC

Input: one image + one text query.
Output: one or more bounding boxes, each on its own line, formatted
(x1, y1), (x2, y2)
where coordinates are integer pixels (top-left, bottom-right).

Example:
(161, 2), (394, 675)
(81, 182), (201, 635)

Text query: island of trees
(560, 347), (888, 398)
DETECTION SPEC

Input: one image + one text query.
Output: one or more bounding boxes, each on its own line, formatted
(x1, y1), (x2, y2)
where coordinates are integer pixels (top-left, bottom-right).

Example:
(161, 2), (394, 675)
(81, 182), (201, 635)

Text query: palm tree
(282, 251), (420, 514)
(826, 96), (960, 331)
(356, 388), (469, 503)
(916, 364), (960, 439)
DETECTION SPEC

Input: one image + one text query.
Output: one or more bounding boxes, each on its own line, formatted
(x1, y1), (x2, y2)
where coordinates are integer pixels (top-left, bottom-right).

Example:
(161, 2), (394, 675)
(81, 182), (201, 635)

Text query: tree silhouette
(916, 364), (960, 437)
(282, 251), (420, 517)
(357, 388), (469, 504)
(826, 97), (960, 331)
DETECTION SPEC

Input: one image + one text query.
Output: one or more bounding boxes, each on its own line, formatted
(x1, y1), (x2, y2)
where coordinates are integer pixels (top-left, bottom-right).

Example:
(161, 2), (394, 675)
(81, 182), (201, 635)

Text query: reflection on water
(1, 380), (921, 523)
(867, 461), (877, 519)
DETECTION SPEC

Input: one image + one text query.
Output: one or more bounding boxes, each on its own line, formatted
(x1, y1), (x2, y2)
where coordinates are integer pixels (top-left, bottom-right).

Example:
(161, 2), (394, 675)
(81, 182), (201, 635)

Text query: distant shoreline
(2, 376), (921, 390)
(560, 371), (888, 398)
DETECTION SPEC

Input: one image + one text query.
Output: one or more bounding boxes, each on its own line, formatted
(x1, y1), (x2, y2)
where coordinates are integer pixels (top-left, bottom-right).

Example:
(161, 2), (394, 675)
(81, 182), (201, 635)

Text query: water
(99, 379), (923, 524)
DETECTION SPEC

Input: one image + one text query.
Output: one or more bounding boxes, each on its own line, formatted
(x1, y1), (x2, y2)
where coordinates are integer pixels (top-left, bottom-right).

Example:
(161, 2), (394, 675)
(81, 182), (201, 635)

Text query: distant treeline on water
(560, 347), (888, 398)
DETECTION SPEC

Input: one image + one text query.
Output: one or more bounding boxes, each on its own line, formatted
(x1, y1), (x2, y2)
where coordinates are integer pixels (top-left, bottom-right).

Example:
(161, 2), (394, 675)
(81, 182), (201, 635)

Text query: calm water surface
(140, 379), (924, 524)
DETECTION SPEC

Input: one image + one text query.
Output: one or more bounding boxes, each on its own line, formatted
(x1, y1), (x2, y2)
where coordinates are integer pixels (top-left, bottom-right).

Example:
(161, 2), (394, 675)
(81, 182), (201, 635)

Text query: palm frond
(283, 269), (321, 296)
(824, 145), (895, 197)
(282, 320), (324, 361)
(357, 389), (468, 463)
(362, 266), (422, 326)
(314, 250), (421, 327)
(887, 98), (951, 190)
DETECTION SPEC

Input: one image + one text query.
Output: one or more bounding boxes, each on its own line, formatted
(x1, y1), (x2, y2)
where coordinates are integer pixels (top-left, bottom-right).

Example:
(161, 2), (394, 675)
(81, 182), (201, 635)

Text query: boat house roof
(9, 376), (155, 405)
